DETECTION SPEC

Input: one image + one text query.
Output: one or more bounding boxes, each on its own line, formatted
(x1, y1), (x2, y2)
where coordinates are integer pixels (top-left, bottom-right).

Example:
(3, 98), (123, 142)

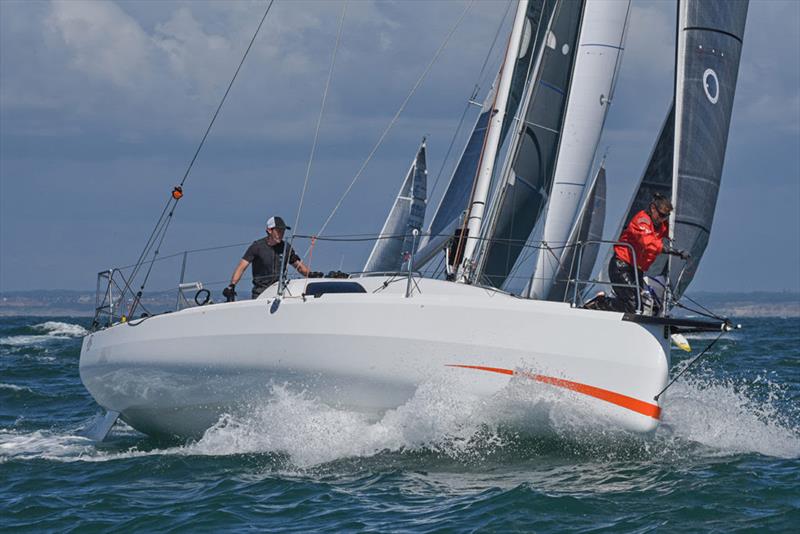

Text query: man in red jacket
(589, 193), (688, 313)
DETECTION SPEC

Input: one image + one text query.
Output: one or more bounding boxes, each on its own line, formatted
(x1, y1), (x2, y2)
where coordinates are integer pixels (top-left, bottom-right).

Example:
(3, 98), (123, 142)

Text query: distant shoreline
(1, 289), (798, 318)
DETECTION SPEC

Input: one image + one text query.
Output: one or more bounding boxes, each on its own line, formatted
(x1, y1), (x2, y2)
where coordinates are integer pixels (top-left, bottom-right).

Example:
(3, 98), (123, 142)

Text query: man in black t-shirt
(226, 216), (313, 299)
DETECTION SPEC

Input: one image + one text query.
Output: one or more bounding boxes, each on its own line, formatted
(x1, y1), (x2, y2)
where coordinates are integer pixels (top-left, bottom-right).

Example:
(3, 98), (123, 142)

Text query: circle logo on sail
(703, 68), (719, 104)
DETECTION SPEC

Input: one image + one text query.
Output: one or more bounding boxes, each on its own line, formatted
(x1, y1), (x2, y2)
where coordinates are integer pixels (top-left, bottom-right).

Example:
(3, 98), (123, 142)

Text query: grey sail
(363, 140), (427, 273)
(669, 0), (748, 299)
(478, 0), (584, 290)
(546, 164), (606, 302)
(423, 0), (555, 262)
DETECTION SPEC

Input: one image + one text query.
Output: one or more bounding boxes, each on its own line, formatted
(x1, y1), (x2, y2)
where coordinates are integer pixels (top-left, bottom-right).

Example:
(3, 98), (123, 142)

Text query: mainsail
(476, 0), (584, 290)
(363, 139), (427, 273)
(529, 0), (630, 300)
(608, 0), (747, 302)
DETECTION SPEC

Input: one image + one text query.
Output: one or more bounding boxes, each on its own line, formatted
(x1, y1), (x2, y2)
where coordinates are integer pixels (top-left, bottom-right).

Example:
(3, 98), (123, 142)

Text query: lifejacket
(614, 210), (668, 271)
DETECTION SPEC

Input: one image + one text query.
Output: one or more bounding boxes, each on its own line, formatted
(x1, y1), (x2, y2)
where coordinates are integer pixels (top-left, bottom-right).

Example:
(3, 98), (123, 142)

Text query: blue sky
(1, 0), (798, 293)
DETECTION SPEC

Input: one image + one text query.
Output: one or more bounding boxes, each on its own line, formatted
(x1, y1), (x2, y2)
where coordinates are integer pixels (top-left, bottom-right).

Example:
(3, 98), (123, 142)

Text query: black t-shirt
(243, 239), (300, 290)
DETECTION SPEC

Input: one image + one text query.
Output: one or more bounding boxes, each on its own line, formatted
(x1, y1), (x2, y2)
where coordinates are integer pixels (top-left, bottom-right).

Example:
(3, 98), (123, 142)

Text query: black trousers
(607, 257), (643, 313)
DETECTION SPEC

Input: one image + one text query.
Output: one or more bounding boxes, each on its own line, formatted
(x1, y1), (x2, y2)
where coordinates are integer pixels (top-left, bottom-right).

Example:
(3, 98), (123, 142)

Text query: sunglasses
(651, 205), (671, 218)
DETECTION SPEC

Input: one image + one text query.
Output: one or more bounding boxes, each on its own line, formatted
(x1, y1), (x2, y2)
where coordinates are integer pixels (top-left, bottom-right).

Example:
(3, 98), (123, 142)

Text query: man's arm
(230, 259), (250, 285)
(292, 259), (310, 277)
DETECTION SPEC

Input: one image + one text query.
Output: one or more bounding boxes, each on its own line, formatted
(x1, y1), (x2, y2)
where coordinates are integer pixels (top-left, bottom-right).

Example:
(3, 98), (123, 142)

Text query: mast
(457, 0), (530, 283)
(665, 0), (683, 313)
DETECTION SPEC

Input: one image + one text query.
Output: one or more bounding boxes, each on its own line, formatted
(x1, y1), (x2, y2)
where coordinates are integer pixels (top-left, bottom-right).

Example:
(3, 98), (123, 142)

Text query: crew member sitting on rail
(587, 193), (687, 313)
(225, 216), (318, 300)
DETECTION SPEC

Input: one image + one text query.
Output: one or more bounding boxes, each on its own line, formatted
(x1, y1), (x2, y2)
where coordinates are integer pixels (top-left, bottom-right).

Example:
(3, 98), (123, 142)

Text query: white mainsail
(363, 139), (427, 273)
(529, 0), (630, 300)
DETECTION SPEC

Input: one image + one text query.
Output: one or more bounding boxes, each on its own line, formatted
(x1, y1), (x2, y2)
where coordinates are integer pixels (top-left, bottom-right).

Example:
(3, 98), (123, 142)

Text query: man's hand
(667, 248), (690, 260)
(222, 284), (237, 302)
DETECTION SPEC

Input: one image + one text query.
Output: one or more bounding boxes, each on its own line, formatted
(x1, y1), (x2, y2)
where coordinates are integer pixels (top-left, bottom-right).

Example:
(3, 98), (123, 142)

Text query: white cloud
(46, 0), (155, 89)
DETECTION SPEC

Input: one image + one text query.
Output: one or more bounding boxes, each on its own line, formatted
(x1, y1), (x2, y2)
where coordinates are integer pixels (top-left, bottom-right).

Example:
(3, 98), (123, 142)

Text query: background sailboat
(363, 139), (427, 273)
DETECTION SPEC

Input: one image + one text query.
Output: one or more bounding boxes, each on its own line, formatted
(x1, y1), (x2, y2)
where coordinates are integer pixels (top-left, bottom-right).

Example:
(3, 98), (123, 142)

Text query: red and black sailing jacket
(613, 210), (668, 271)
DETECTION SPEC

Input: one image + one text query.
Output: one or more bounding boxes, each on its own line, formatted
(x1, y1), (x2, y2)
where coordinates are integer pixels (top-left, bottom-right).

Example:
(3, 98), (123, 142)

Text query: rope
(653, 330), (725, 401)
(315, 0), (475, 237)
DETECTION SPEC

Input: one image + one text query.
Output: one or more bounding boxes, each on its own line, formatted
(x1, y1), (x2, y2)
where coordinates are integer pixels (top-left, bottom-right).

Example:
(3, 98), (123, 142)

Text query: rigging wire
(290, 0), (347, 243)
(126, 0), (275, 316)
(315, 0), (475, 238)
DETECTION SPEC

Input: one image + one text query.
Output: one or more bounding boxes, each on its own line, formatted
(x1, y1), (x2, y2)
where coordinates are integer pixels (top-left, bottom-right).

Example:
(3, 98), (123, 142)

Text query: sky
(1, 0), (798, 293)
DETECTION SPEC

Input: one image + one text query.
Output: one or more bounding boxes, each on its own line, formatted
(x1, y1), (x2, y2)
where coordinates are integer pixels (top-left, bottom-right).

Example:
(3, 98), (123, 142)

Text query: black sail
(608, 0), (747, 302)
(670, 0), (748, 299)
(426, 0), (554, 250)
(479, 0), (584, 289)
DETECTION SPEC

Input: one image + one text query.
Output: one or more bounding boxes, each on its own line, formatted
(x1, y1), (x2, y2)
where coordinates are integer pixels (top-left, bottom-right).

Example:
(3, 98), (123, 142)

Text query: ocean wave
(660, 375), (800, 459)
(0, 383), (34, 393)
(32, 321), (88, 337)
(0, 321), (87, 348)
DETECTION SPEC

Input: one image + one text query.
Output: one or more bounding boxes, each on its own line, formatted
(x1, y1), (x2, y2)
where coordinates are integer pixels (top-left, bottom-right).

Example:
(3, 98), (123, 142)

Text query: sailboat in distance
(80, 0), (742, 441)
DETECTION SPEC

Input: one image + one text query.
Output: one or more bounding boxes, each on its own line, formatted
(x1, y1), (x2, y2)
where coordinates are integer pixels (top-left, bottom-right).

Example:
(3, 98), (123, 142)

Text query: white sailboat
(80, 0), (742, 441)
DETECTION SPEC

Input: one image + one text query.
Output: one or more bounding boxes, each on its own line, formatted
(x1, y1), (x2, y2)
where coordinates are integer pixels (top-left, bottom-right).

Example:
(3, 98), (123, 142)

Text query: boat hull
(80, 278), (669, 439)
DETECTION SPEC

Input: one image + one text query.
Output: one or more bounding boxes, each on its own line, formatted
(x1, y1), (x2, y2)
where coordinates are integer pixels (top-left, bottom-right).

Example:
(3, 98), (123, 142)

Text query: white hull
(80, 277), (669, 439)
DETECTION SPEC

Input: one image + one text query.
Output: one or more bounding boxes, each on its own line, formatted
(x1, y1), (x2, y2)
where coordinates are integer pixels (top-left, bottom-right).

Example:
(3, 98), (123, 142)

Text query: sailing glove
(222, 284), (237, 302)
(667, 249), (690, 260)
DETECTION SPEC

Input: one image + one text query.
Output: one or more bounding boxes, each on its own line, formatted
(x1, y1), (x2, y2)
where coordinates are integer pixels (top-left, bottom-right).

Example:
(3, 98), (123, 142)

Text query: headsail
(607, 0), (747, 302)
(529, 0), (630, 299)
(363, 139), (427, 273)
(669, 0), (748, 299)
(476, 0), (584, 290)
(542, 163), (606, 302)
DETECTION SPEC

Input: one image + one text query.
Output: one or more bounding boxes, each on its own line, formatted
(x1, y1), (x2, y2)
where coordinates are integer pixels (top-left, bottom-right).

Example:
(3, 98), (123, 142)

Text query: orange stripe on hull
(445, 364), (661, 420)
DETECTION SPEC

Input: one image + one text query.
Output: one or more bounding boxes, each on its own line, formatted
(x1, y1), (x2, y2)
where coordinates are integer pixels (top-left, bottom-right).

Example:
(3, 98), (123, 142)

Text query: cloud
(46, 0), (154, 89)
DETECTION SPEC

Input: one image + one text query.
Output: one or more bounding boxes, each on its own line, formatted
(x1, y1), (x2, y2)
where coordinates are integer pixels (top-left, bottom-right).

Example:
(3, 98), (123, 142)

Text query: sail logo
(703, 68), (720, 104)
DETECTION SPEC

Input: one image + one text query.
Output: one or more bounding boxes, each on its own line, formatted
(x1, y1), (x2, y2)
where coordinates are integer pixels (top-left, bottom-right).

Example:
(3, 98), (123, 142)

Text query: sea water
(1, 315), (798, 531)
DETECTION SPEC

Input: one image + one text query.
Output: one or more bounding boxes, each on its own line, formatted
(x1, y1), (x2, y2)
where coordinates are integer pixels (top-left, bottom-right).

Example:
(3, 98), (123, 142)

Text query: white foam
(32, 321), (88, 337)
(0, 321), (87, 347)
(0, 383), (33, 393)
(2, 372), (797, 466)
(190, 381), (497, 466)
(661, 376), (800, 459)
